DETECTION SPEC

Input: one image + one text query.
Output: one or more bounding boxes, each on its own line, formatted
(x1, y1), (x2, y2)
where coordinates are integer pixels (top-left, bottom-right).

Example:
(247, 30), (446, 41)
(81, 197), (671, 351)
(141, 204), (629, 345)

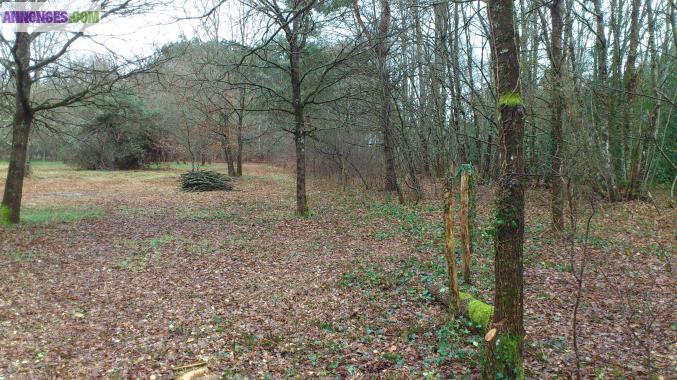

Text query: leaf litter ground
(0, 163), (674, 378)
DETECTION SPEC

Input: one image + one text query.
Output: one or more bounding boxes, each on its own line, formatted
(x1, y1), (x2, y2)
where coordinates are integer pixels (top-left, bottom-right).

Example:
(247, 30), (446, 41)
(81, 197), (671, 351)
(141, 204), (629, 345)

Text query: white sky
(71, 2), (217, 59)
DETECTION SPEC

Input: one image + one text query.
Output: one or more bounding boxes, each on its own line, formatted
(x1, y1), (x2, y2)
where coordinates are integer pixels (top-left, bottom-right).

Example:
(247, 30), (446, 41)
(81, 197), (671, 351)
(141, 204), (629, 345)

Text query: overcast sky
(71, 2), (217, 59)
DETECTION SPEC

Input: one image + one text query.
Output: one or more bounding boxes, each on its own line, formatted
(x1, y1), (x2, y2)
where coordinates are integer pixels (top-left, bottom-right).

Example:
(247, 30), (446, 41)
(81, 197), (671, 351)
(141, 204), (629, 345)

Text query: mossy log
(425, 284), (494, 330)
(427, 284), (524, 378)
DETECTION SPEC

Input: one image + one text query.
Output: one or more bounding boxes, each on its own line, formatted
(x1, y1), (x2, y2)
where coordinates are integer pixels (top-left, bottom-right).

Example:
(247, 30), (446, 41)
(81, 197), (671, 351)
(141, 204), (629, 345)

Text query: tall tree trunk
(550, 0), (564, 231)
(2, 32), (33, 224)
(463, 7), (482, 168)
(450, 2), (469, 163)
(639, 0), (661, 191)
(460, 170), (472, 284)
(290, 37), (308, 216)
(609, 0), (624, 183)
(432, 0), (450, 168)
(485, 0), (526, 376)
(24, 136), (32, 178)
(482, 8), (503, 183)
(236, 88), (245, 177)
(222, 134), (235, 177)
(593, 0), (619, 201)
(527, 20), (539, 181)
(294, 122), (307, 215)
(412, 2), (432, 176)
(353, 0), (397, 192)
(623, 0), (642, 199)
(379, 55), (398, 193)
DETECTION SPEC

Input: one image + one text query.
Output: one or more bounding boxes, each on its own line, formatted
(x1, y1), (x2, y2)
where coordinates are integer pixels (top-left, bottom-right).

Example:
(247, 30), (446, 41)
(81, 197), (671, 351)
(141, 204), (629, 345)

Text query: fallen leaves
(0, 163), (674, 378)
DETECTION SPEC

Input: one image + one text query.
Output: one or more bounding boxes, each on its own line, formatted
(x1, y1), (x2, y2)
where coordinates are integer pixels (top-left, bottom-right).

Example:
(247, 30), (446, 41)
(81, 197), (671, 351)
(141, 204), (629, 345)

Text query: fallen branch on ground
(425, 284), (494, 330)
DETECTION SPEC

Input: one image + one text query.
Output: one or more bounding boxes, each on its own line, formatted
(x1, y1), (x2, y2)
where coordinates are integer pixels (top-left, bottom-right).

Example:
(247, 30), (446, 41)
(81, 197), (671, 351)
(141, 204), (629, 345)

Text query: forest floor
(0, 162), (674, 379)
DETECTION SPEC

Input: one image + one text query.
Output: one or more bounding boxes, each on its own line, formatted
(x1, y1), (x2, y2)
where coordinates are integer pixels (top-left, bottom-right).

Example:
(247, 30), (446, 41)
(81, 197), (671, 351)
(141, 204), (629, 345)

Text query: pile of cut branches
(180, 171), (233, 192)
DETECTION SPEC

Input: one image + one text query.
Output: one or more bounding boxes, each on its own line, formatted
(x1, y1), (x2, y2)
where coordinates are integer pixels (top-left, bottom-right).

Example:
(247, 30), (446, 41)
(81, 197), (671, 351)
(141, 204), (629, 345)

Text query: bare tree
(483, 0), (526, 376)
(222, 0), (360, 215)
(0, 1), (163, 223)
(353, 0), (398, 193)
(549, 0), (565, 231)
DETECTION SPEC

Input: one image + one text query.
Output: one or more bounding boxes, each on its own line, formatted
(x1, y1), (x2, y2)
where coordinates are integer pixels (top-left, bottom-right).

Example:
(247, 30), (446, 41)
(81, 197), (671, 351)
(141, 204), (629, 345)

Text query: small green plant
(436, 319), (482, 365)
(317, 321), (337, 332)
(71, 306), (87, 320)
(374, 231), (393, 240)
(212, 315), (230, 333)
(340, 264), (395, 290)
(382, 351), (404, 365)
(117, 237), (168, 271)
(35, 350), (45, 361)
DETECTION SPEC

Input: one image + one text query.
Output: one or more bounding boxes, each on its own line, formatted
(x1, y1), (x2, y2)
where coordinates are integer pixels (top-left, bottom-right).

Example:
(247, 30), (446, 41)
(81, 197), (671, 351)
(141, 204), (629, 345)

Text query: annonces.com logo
(1, 1), (102, 32)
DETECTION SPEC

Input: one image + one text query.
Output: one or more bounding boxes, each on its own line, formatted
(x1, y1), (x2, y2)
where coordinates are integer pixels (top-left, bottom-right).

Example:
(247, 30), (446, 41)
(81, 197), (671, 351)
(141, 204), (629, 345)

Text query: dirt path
(1, 163), (674, 378)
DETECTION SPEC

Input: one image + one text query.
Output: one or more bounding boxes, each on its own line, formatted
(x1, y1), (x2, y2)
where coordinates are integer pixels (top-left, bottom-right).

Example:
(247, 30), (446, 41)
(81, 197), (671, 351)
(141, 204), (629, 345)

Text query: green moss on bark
(0, 205), (10, 225)
(468, 300), (494, 329)
(498, 92), (523, 107)
(458, 291), (494, 329)
(494, 335), (524, 379)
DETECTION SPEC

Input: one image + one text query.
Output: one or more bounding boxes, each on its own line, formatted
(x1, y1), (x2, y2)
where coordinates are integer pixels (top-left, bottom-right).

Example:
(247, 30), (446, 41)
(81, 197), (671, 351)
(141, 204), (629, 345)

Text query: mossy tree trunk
(485, 0), (526, 377)
(2, 32), (33, 225)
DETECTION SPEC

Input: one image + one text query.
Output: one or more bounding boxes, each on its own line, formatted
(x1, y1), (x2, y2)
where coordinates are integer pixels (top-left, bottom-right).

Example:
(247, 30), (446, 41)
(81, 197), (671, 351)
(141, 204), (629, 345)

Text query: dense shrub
(68, 94), (165, 170)
(180, 171), (233, 192)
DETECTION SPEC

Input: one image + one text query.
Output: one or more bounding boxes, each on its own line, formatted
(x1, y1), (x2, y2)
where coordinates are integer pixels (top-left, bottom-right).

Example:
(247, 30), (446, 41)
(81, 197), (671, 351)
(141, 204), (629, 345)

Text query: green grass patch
(20, 207), (104, 224)
(177, 208), (233, 222)
(0, 205), (10, 225)
(2, 249), (40, 262)
(0, 160), (68, 169)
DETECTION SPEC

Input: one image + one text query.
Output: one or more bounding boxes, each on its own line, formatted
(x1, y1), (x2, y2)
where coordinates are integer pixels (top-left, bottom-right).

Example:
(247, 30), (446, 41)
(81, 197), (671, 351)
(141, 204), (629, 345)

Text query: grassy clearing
(18, 207), (104, 224)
